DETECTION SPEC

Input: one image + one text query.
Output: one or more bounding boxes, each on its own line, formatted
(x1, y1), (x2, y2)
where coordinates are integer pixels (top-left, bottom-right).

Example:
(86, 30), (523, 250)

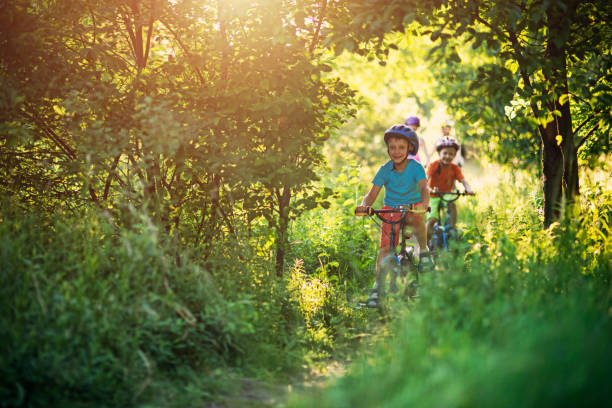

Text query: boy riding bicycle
(355, 124), (431, 307)
(426, 136), (474, 243)
(441, 120), (465, 168)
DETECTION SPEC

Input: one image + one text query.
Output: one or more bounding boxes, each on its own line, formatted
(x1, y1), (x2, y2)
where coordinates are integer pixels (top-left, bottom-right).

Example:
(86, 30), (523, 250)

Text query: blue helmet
(384, 125), (419, 155)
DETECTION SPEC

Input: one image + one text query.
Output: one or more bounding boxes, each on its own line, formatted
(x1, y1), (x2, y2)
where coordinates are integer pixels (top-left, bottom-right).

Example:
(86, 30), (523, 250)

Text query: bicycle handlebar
(430, 190), (474, 202)
(355, 206), (428, 218)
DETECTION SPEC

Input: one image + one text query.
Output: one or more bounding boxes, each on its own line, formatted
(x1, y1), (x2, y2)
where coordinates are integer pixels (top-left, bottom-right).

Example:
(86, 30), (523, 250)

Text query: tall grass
(0, 197), (366, 407)
(288, 164), (612, 408)
(2, 160), (609, 407)
(0, 203), (257, 406)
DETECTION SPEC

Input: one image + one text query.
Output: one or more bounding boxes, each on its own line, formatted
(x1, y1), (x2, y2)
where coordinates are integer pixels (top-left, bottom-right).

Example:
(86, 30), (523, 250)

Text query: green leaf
(53, 105), (66, 115)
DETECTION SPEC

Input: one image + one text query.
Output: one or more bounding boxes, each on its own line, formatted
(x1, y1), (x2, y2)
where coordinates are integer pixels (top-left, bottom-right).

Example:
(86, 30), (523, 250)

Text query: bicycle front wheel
(377, 254), (401, 302)
(379, 252), (418, 304)
(400, 248), (419, 299)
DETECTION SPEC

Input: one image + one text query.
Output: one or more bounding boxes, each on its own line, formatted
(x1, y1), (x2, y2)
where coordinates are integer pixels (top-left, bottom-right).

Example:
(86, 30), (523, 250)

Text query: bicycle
(428, 190), (473, 252)
(355, 206), (428, 309)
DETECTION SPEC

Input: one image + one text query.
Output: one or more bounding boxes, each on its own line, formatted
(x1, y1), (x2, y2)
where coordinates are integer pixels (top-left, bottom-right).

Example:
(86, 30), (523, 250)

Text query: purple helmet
(404, 116), (420, 127)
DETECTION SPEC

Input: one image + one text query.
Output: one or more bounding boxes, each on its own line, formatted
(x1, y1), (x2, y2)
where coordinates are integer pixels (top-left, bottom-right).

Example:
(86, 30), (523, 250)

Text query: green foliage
(0, 205), (234, 406)
(286, 259), (350, 359)
(285, 164), (374, 354)
(287, 167), (612, 408)
(327, 0), (611, 224)
(2, 1), (611, 406)
(324, 33), (441, 172)
(0, 198), (365, 407)
(0, 0), (357, 274)
(429, 47), (541, 170)
(289, 164), (377, 292)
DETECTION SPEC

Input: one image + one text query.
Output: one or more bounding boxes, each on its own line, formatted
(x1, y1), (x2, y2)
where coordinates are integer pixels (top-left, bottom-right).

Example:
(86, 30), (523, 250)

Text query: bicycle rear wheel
(430, 224), (444, 252)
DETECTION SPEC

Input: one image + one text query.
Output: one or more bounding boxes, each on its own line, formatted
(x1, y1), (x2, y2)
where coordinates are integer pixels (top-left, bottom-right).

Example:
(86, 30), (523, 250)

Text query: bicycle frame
(363, 206), (425, 298)
(431, 191), (468, 251)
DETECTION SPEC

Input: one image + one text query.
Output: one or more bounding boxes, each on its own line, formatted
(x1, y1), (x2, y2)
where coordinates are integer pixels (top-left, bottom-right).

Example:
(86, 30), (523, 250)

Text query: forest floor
(206, 312), (386, 407)
(203, 359), (349, 408)
(206, 162), (490, 407)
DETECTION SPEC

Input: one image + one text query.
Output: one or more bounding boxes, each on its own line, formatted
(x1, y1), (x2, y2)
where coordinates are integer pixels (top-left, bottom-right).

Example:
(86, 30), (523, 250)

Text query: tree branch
(103, 154), (121, 200)
(159, 18), (205, 84)
(576, 124), (599, 152)
(0, 150), (64, 158)
(130, 1), (144, 69)
(474, 14), (512, 43)
(121, 12), (138, 64)
(573, 113), (597, 136)
(19, 110), (76, 159)
(568, 91), (591, 106)
(506, 27), (545, 134)
(309, 0), (328, 54)
(143, 0), (156, 68)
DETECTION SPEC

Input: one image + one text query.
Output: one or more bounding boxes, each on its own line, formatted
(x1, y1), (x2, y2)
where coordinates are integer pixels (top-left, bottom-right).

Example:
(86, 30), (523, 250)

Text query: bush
(0, 205), (265, 407)
(0, 193), (374, 406)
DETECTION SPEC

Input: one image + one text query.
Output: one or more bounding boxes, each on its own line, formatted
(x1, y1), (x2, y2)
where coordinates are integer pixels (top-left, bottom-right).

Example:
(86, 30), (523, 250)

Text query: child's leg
(426, 196), (441, 241)
(367, 244), (390, 305)
(377, 208), (400, 280)
(449, 202), (457, 227)
(426, 217), (438, 241)
(376, 245), (391, 281)
(410, 215), (429, 254)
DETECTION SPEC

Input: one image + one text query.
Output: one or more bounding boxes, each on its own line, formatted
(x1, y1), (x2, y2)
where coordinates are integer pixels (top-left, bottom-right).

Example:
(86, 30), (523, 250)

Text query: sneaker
(365, 289), (379, 308)
(419, 251), (435, 270)
(405, 280), (417, 299)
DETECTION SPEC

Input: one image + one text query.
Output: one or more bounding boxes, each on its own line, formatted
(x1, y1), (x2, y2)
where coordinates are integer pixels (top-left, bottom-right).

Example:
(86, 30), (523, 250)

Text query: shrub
(0, 205), (262, 406)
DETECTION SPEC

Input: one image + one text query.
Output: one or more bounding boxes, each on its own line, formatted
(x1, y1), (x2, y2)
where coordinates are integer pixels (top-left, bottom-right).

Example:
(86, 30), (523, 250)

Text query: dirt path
(204, 360), (349, 408)
(206, 310), (385, 407)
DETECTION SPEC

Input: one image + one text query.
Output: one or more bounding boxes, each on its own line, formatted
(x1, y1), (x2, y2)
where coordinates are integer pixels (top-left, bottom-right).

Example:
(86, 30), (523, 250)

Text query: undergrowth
(0, 194), (366, 407)
(2, 161), (610, 407)
(288, 165), (612, 408)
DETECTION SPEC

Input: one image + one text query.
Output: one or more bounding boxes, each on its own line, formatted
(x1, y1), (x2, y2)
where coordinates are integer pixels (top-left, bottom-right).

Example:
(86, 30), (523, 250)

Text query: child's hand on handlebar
(414, 202), (428, 213)
(355, 206), (371, 216)
(465, 188), (475, 195)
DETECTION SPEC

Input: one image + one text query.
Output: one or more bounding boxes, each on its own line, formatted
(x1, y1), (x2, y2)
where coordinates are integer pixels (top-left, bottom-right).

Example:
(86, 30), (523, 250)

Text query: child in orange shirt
(426, 136), (474, 242)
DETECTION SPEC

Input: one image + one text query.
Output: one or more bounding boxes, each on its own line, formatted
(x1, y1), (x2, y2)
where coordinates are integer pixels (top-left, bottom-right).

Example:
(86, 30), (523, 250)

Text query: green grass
(1, 163), (610, 407)
(287, 165), (612, 408)
(0, 202), (352, 407)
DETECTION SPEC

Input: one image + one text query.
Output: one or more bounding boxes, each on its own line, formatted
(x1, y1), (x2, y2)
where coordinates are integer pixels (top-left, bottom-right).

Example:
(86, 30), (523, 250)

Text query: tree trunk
(549, 3), (579, 202)
(540, 125), (564, 226)
(559, 97), (579, 201)
(538, 1), (579, 226)
(275, 186), (291, 278)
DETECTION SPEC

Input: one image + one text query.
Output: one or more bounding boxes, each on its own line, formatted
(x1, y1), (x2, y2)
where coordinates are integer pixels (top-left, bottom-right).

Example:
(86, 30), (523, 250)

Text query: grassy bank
(0, 197), (369, 407)
(288, 164), (612, 408)
(2, 161), (610, 407)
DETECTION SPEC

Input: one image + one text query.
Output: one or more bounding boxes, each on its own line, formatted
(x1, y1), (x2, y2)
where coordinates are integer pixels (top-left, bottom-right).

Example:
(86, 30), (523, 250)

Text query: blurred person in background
(404, 116), (431, 168)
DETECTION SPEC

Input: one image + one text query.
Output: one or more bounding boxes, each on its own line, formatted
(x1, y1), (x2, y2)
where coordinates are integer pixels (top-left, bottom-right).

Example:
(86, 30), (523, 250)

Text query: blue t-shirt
(372, 159), (426, 207)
